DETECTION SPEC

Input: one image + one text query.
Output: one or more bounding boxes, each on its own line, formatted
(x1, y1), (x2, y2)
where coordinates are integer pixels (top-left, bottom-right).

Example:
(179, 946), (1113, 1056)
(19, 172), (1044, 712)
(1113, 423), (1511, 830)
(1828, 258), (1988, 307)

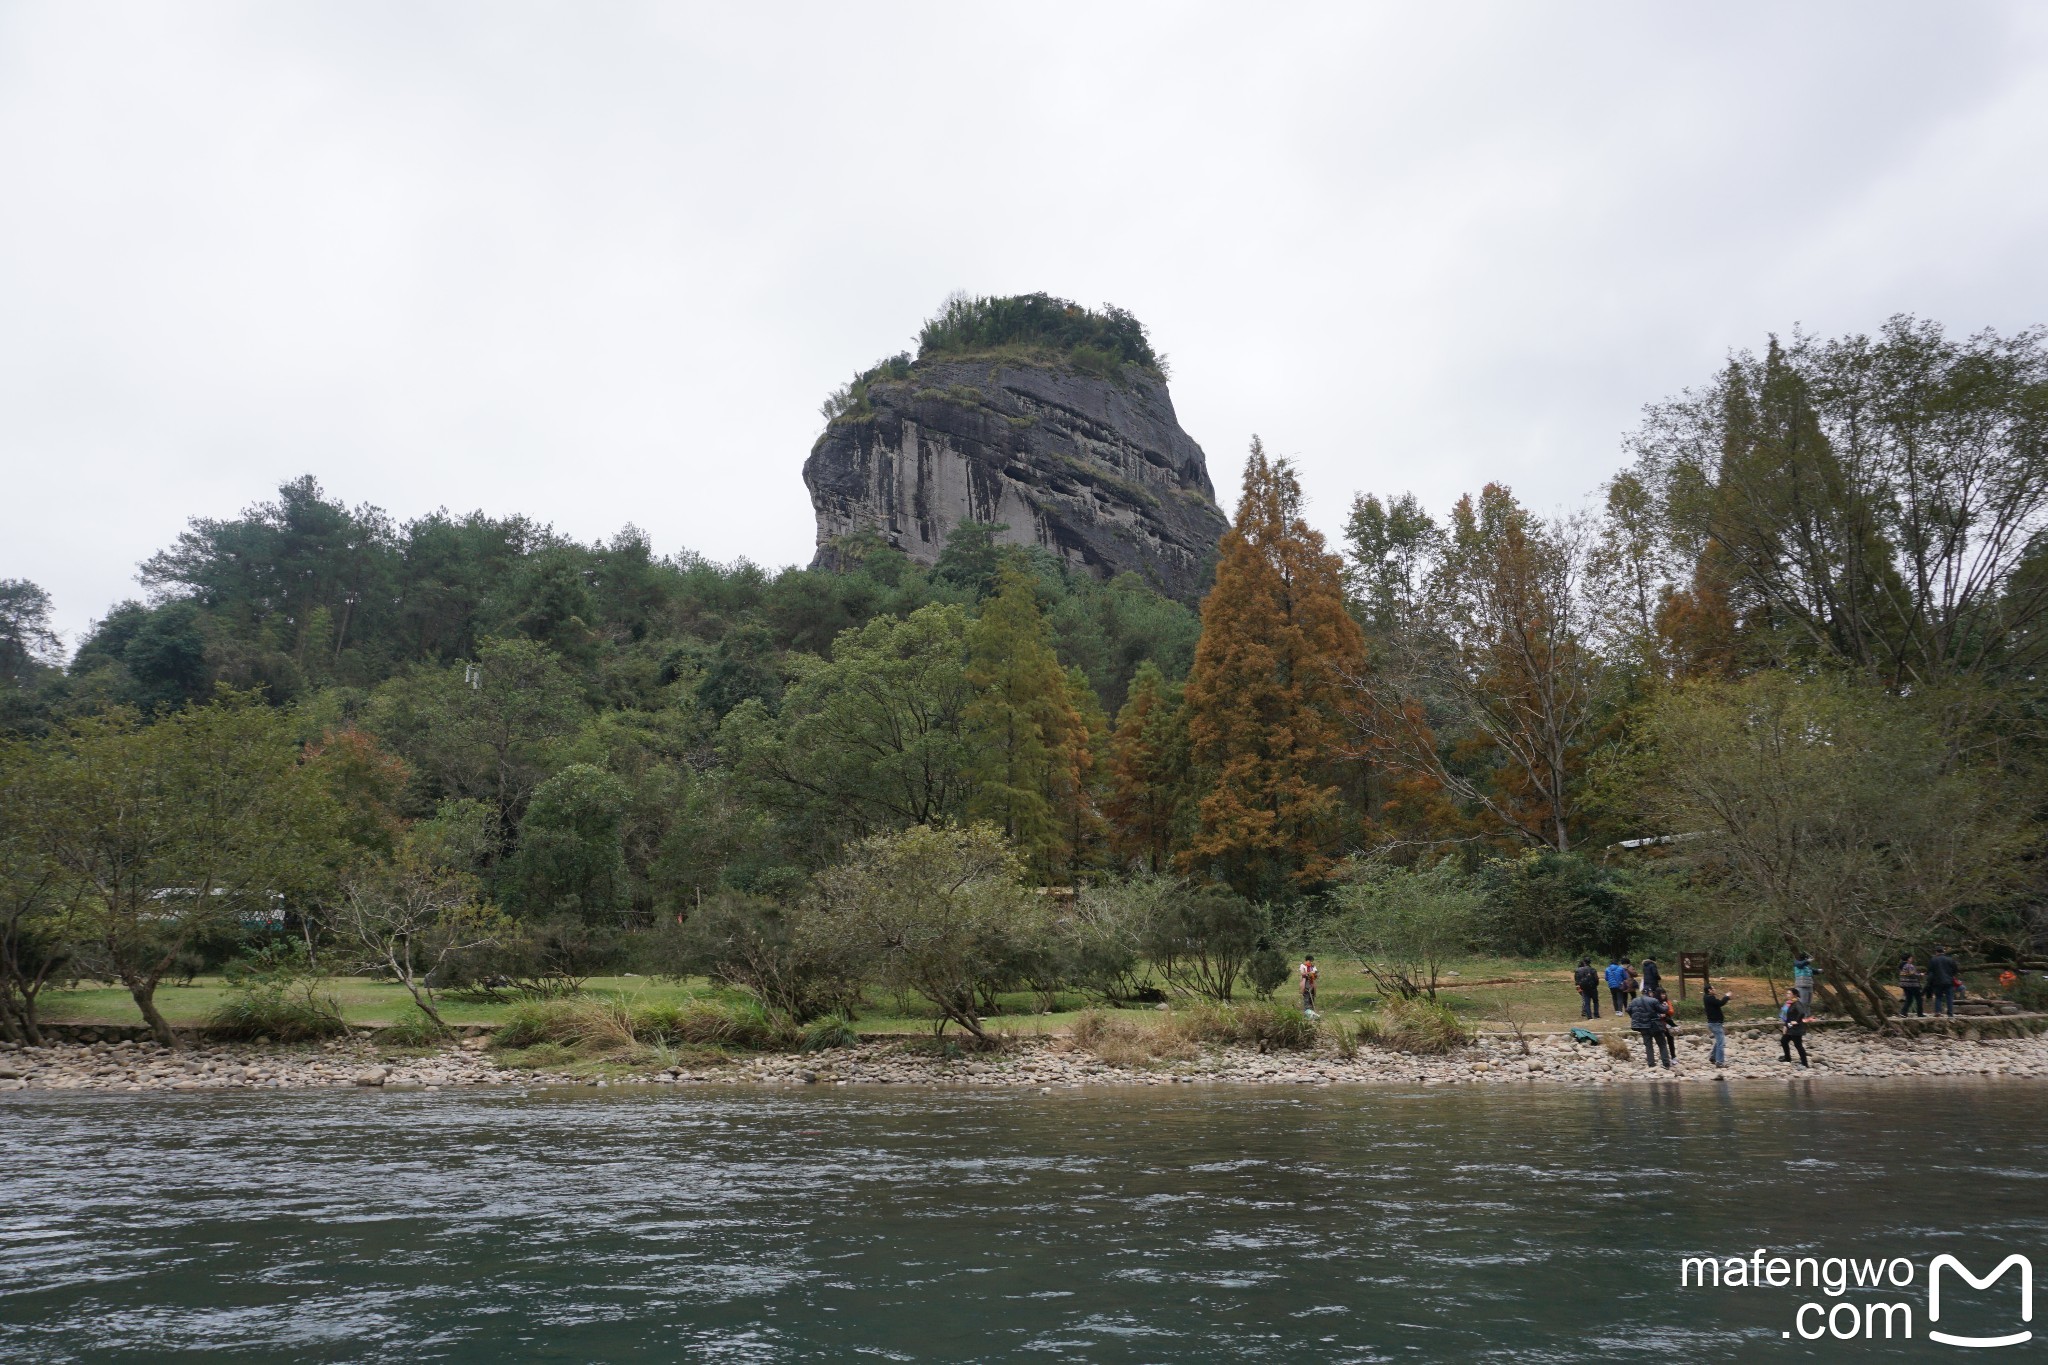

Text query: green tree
(723, 604), (975, 860)
(1104, 661), (1192, 870)
(1140, 882), (1270, 1002)
(336, 835), (506, 1031)
(964, 566), (1094, 877)
(1325, 857), (1481, 1002)
(1342, 492), (1440, 642)
(35, 699), (342, 1046)
(0, 580), (62, 684)
(0, 741), (86, 1043)
(366, 636), (587, 831)
(1629, 319), (2048, 685)
(138, 474), (401, 687)
(507, 763), (632, 924)
(1635, 672), (2029, 1027)
(809, 823), (1043, 1040)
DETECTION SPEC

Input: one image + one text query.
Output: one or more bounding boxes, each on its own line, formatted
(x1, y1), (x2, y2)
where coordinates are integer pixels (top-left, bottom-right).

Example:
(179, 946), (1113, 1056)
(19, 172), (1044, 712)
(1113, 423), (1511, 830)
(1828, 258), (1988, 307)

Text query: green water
(3, 1081), (2044, 1361)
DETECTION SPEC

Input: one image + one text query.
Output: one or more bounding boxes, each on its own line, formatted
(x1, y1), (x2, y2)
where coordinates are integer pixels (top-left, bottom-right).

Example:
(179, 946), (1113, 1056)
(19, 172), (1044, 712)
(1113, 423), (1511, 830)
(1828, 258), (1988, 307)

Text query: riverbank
(8, 1020), (2048, 1094)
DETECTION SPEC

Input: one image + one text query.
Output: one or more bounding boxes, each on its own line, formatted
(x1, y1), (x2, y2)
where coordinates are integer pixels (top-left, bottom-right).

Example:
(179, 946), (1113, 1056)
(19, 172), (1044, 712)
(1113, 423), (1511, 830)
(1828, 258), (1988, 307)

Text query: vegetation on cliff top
(821, 293), (1164, 425)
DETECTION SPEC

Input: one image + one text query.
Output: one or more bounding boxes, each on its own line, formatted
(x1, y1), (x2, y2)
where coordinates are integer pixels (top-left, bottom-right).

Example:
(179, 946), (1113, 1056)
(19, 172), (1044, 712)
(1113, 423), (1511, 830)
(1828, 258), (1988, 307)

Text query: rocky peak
(803, 297), (1229, 604)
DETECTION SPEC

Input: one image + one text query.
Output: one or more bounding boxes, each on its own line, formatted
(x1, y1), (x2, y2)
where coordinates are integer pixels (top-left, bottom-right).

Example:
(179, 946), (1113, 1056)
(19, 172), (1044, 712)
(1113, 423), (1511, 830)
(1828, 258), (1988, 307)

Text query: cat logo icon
(1928, 1254), (2032, 1348)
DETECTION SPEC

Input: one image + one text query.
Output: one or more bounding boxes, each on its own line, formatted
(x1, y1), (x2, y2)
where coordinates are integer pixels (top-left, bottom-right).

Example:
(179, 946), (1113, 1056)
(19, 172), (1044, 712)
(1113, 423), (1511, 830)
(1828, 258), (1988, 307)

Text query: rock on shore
(0, 1036), (511, 1093)
(6, 1025), (2048, 1095)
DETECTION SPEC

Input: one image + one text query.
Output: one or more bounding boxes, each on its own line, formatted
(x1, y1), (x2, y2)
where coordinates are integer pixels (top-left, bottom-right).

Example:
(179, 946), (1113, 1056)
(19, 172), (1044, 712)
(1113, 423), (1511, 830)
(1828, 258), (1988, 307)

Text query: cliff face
(804, 360), (1228, 604)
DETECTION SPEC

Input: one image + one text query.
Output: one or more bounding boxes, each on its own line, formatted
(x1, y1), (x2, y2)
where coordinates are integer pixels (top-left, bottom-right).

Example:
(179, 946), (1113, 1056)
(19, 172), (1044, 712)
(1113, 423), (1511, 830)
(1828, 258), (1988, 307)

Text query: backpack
(1574, 964), (1596, 990)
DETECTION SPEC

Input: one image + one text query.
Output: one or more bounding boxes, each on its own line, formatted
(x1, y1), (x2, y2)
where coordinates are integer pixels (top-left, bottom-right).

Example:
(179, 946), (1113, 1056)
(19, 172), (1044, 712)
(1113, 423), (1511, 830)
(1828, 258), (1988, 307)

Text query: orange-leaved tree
(1182, 441), (1366, 896)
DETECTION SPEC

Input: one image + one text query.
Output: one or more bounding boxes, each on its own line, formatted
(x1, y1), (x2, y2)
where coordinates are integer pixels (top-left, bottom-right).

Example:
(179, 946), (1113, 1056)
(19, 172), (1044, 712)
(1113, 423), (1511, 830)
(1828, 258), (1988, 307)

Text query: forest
(2, 314), (2044, 1042)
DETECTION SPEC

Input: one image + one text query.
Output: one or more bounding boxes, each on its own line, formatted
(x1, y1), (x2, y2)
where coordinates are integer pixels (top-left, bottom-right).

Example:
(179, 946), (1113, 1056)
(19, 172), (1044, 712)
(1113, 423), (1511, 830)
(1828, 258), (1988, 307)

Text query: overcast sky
(5, 2), (2046, 645)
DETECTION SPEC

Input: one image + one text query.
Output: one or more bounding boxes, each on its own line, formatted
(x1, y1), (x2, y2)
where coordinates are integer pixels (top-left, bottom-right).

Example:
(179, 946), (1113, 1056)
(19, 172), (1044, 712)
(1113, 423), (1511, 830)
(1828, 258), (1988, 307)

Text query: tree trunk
(129, 979), (181, 1049)
(398, 974), (447, 1030)
(12, 989), (45, 1046)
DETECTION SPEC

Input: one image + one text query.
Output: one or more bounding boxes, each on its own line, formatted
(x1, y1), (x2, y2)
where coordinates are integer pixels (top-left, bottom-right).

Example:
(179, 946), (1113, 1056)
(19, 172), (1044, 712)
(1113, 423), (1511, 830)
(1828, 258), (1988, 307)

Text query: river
(3, 1081), (2044, 1361)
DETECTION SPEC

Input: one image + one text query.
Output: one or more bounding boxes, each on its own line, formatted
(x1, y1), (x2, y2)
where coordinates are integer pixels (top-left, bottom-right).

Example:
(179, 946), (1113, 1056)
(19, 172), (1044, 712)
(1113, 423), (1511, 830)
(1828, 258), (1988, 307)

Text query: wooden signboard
(1678, 951), (1711, 1000)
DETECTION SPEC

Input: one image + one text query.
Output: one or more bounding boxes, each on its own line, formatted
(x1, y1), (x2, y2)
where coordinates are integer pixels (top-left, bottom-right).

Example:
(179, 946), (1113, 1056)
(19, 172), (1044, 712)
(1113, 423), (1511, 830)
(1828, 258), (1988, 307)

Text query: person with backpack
(1779, 989), (1810, 1066)
(1640, 957), (1662, 993)
(1927, 947), (1961, 1017)
(1604, 958), (1629, 1014)
(1628, 987), (1672, 1069)
(1701, 983), (1732, 1067)
(1574, 958), (1601, 1019)
(1898, 956), (1926, 1017)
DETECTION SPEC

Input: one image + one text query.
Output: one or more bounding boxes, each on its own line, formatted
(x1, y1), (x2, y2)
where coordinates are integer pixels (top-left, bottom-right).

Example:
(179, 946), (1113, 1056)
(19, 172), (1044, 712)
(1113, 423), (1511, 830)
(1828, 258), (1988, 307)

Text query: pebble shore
(5, 1024), (2048, 1095)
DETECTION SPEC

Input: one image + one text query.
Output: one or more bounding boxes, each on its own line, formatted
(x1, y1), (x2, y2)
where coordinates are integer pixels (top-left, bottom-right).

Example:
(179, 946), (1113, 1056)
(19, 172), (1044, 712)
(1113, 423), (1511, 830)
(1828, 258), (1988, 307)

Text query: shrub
(466, 918), (630, 998)
(206, 984), (350, 1042)
(1143, 885), (1269, 1001)
(1479, 850), (1639, 959)
(492, 998), (584, 1049)
(635, 999), (789, 1050)
(655, 892), (866, 1024)
(1331, 1021), (1360, 1060)
(1326, 857), (1479, 1001)
(1064, 878), (1169, 1004)
(799, 1016), (860, 1052)
(1353, 999), (1471, 1055)
(381, 1011), (449, 1048)
(492, 994), (791, 1054)
(917, 293), (1161, 374)
(2006, 974), (2048, 1012)
(1167, 1001), (1319, 1051)
(1246, 947), (1290, 999)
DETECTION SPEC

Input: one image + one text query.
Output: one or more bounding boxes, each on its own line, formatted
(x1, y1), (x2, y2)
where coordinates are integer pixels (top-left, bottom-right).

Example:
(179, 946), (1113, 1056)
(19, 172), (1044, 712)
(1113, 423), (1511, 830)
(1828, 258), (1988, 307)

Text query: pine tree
(963, 566), (1092, 878)
(1182, 441), (1366, 895)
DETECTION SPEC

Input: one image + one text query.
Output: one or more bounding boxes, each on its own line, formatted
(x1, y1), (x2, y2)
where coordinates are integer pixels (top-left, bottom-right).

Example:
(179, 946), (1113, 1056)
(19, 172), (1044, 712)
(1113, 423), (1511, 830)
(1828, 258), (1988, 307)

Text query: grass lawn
(36, 955), (1842, 1038)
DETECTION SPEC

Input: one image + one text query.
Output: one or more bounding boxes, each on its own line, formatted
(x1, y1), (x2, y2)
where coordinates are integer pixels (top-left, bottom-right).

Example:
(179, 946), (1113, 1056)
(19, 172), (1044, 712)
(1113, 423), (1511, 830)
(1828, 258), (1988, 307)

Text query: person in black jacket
(1927, 947), (1961, 1017)
(1702, 983), (1732, 1067)
(1641, 958), (1662, 993)
(1628, 989), (1672, 1069)
(1574, 958), (1601, 1019)
(1779, 989), (1810, 1066)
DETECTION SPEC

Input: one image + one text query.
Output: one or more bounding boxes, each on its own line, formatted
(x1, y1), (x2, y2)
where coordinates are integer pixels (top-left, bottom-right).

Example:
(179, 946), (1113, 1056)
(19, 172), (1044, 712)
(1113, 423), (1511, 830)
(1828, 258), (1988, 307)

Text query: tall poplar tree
(1183, 441), (1366, 896)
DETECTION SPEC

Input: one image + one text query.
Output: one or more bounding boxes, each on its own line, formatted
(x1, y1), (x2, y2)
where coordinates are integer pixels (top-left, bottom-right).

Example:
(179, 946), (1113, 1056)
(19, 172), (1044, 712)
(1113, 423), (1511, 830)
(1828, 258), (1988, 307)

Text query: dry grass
(1069, 1009), (1195, 1065)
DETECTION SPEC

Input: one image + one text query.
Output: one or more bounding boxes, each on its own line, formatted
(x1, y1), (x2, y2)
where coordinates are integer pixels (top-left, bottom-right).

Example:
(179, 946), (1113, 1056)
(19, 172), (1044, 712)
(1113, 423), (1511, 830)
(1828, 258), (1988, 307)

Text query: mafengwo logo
(1680, 1250), (2032, 1346)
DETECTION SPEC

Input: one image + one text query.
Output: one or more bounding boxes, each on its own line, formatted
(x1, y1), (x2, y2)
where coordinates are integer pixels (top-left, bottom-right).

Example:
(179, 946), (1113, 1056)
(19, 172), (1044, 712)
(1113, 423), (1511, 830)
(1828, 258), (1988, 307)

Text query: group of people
(1573, 955), (1808, 1070)
(1896, 948), (1964, 1017)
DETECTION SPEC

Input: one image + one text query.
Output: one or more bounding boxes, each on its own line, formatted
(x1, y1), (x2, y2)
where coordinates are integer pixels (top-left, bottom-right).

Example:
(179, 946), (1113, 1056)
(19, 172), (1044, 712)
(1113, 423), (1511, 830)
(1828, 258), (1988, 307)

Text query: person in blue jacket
(1604, 958), (1629, 1014)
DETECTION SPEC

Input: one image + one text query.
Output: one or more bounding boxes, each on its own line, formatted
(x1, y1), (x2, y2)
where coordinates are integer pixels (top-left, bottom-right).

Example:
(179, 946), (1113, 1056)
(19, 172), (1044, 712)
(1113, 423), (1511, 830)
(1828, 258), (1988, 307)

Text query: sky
(4, 1), (2047, 647)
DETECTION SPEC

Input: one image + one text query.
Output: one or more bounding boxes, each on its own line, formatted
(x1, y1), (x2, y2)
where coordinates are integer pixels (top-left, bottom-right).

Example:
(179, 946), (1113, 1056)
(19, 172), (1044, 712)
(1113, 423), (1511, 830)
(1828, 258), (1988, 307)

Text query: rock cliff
(803, 358), (1228, 603)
